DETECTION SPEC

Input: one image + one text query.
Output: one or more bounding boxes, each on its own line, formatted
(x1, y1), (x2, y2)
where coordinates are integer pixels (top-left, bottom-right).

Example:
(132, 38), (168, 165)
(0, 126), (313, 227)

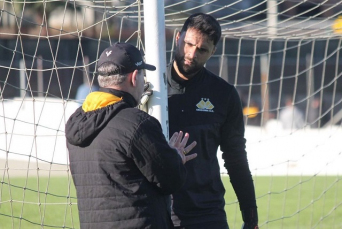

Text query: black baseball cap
(97, 42), (156, 75)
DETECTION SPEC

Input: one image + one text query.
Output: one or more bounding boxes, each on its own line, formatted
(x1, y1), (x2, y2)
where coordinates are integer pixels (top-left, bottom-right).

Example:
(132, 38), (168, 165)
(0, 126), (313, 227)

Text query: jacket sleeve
(220, 87), (257, 211)
(129, 115), (187, 195)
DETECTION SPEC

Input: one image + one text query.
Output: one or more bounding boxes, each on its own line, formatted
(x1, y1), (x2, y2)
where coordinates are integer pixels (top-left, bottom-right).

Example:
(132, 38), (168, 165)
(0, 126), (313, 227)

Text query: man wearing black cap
(65, 42), (197, 229)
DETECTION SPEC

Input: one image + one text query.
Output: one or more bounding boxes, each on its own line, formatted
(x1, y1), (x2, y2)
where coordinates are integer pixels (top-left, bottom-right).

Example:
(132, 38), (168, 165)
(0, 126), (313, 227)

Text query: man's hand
(139, 82), (153, 111)
(241, 208), (259, 229)
(169, 131), (197, 164)
(140, 82), (152, 105)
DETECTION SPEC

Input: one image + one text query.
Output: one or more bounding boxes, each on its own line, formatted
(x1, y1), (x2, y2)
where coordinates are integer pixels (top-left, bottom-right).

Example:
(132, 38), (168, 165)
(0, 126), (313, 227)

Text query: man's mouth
(184, 59), (193, 65)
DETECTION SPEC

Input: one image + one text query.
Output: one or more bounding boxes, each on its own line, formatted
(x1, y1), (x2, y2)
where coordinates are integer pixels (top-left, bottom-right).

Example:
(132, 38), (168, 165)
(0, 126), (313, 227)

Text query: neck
(106, 81), (138, 103)
(100, 87), (138, 107)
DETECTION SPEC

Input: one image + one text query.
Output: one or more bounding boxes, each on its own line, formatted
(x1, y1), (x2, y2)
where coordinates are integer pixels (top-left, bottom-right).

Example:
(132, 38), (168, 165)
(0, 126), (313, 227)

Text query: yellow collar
(82, 91), (123, 112)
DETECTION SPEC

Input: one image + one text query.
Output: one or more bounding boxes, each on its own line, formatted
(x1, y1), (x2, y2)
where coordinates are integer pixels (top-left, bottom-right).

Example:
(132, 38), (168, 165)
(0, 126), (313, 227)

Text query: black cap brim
(145, 63), (156, 71)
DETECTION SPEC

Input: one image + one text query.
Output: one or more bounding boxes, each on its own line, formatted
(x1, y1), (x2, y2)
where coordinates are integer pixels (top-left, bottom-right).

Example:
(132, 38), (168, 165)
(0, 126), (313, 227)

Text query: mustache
(183, 57), (195, 64)
(175, 53), (196, 67)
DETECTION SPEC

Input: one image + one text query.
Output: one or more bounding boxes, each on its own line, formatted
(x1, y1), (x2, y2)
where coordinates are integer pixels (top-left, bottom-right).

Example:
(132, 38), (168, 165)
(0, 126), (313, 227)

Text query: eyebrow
(184, 39), (209, 52)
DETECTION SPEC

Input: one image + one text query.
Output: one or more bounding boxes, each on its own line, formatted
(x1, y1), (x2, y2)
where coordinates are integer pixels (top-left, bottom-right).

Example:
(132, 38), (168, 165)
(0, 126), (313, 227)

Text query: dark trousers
(174, 220), (229, 229)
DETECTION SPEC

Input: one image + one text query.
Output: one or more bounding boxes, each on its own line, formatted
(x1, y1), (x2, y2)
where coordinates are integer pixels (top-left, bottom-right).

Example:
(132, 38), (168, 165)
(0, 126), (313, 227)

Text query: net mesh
(0, 0), (341, 228)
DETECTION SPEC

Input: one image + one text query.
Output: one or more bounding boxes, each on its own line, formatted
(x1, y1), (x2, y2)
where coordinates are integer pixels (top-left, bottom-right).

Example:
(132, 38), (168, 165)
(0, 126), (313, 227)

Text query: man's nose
(187, 46), (197, 59)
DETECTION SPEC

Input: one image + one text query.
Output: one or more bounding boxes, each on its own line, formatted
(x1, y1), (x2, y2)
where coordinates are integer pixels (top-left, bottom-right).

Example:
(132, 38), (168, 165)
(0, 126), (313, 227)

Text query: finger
(176, 149), (186, 164)
(169, 132), (178, 144)
(142, 89), (153, 96)
(184, 141), (197, 154)
(144, 82), (150, 91)
(185, 153), (197, 162)
(174, 131), (183, 147)
(179, 132), (189, 148)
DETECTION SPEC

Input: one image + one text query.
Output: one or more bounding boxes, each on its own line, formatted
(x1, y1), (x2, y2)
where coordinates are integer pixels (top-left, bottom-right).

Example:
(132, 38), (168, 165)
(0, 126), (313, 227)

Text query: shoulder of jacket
(116, 108), (158, 127)
(204, 69), (235, 91)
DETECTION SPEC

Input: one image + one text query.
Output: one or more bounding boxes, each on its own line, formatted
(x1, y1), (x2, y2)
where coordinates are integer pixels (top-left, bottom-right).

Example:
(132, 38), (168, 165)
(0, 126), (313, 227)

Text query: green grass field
(0, 176), (341, 229)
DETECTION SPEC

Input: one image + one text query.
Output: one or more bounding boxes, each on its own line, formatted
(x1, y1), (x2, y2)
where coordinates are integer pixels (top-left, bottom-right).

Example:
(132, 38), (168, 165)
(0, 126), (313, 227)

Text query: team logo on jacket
(196, 98), (214, 112)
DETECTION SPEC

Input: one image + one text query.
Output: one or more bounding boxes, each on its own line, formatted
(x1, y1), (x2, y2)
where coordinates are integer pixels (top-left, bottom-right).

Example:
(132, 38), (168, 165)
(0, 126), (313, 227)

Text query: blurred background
(1, 0), (341, 128)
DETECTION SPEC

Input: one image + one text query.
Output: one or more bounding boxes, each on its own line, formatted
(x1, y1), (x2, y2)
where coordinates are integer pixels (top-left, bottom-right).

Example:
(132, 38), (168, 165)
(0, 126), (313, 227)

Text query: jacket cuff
(241, 207), (258, 225)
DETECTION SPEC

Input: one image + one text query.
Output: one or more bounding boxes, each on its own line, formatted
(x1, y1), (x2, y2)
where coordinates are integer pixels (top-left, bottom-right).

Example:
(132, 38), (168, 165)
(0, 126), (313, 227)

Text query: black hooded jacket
(66, 88), (186, 229)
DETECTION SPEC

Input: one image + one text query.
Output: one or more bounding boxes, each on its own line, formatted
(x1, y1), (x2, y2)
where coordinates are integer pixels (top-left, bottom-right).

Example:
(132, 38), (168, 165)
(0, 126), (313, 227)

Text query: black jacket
(66, 88), (186, 229)
(168, 63), (257, 226)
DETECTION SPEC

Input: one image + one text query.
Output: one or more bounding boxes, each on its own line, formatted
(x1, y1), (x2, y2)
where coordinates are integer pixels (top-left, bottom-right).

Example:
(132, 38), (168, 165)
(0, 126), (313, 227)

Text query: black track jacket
(66, 88), (186, 229)
(167, 62), (257, 226)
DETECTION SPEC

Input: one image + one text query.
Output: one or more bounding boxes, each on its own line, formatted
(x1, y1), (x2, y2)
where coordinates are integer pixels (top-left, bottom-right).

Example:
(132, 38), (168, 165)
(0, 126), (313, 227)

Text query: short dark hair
(180, 13), (221, 46)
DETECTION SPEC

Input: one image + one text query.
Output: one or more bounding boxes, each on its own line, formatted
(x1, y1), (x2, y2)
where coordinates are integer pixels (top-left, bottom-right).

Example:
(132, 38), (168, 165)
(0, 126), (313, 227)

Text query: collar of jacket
(82, 88), (138, 112)
(167, 60), (205, 95)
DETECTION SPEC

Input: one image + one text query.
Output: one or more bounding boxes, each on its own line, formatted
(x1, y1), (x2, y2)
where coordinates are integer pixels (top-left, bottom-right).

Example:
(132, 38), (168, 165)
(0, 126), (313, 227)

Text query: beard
(174, 51), (201, 78)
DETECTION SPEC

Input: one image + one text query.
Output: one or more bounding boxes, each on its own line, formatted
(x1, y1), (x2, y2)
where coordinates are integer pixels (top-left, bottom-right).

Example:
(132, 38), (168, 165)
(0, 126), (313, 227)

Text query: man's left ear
(130, 70), (138, 87)
(175, 31), (181, 46)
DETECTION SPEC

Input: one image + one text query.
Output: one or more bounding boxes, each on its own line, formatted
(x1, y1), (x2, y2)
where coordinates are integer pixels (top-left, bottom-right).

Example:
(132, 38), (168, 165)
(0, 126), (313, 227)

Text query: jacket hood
(65, 88), (137, 147)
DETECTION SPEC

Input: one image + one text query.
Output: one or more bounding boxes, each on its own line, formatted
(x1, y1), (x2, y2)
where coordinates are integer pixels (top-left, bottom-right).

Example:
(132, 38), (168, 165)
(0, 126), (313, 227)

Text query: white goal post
(0, 0), (342, 228)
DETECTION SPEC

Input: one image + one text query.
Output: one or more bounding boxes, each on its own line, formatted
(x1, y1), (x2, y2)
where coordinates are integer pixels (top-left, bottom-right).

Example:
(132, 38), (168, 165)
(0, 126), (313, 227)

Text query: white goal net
(0, 0), (341, 228)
